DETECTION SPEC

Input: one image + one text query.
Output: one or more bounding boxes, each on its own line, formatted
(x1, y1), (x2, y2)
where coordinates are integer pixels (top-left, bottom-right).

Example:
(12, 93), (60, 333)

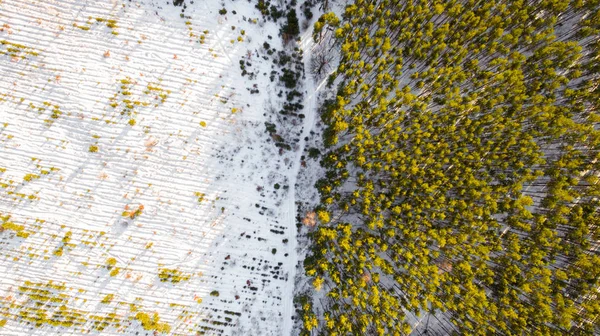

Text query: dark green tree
(283, 9), (300, 36)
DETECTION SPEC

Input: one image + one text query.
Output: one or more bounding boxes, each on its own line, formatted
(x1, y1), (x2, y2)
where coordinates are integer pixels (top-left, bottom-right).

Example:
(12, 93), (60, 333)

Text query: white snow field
(0, 0), (313, 334)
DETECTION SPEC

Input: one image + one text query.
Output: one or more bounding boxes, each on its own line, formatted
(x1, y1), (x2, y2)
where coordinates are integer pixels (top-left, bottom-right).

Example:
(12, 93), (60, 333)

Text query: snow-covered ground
(0, 0), (314, 334)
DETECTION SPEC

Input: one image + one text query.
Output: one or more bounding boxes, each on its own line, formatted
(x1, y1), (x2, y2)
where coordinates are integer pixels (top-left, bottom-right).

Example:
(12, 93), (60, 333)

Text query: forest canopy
(302, 0), (600, 334)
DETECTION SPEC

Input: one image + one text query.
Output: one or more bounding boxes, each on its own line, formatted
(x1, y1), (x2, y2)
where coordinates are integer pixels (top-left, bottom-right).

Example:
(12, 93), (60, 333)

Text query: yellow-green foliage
(2, 221), (24, 232)
(317, 210), (330, 223)
(53, 247), (63, 256)
(13, 281), (124, 331)
(106, 257), (117, 268)
(134, 312), (171, 333)
(16, 281), (83, 327)
(145, 83), (170, 103)
(306, 1), (600, 334)
(194, 192), (205, 202)
(53, 231), (73, 256)
(1, 217), (30, 238)
(101, 294), (114, 304)
(92, 17), (118, 33)
(109, 78), (168, 125)
(62, 231), (72, 243)
(50, 106), (61, 119)
(106, 19), (117, 29)
(158, 268), (191, 283)
(89, 312), (122, 332)
(0, 39), (39, 58)
(23, 173), (40, 182)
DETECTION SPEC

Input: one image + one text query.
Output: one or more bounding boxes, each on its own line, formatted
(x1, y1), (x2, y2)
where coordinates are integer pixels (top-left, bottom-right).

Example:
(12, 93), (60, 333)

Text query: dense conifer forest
(300, 0), (600, 334)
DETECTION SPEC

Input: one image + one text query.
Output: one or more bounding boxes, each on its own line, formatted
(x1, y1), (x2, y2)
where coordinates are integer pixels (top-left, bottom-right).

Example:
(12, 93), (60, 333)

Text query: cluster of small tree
(283, 9), (300, 36)
(256, 0), (285, 20)
(303, 0), (600, 335)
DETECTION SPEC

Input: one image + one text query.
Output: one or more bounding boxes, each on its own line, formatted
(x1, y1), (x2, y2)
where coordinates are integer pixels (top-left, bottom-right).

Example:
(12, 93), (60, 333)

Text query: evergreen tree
(283, 9), (300, 36)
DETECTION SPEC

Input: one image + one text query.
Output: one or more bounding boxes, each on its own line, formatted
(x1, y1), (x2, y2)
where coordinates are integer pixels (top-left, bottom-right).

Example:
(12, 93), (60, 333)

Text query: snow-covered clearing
(0, 0), (314, 334)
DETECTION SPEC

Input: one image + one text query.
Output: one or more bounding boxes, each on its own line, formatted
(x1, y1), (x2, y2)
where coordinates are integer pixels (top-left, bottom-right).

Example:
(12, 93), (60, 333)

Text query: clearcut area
(0, 0), (313, 334)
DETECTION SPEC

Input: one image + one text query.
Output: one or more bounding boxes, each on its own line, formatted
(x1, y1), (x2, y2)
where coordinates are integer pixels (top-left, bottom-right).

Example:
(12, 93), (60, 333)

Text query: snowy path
(280, 27), (318, 336)
(0, 0), (310, 335)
